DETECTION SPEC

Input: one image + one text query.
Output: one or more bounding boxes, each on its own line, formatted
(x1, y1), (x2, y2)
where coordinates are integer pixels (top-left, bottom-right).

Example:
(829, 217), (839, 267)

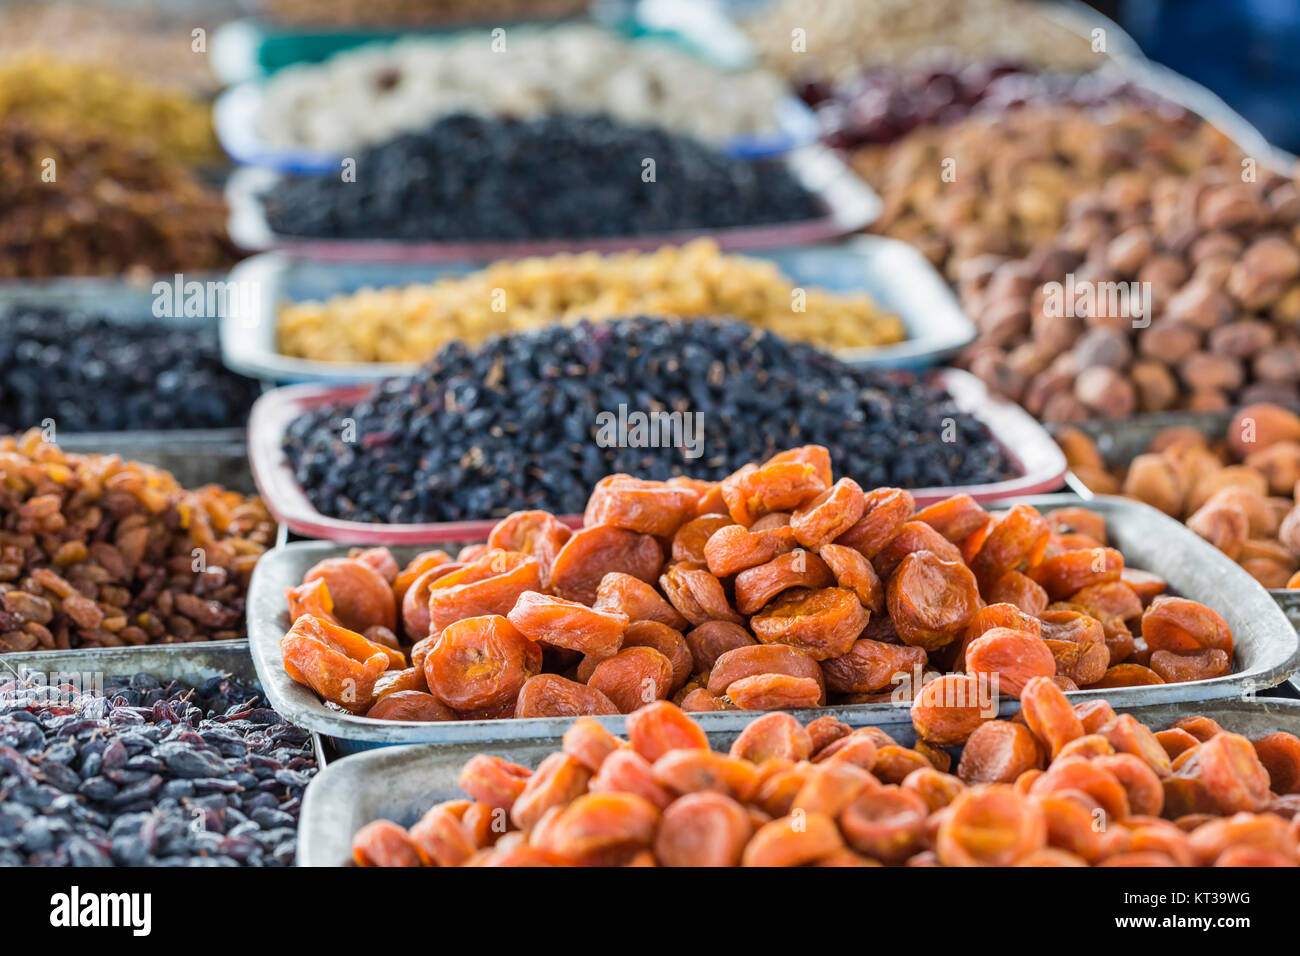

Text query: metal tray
(224, 143), (880, 262)
(0, 640), (327, 768)
(246, 493), (1298, 753)
(1056, 411), (1300, 696)
(243, 367), (1065, 544)
(219, 237), (974, 383)
(296, 695), (1300, 866)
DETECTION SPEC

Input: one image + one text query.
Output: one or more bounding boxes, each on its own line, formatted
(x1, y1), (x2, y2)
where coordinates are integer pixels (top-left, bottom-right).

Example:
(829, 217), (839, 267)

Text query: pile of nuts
(280, 444), (1233, 724)
(0, 55), (221, 165)
(0, 430), (276, 653)
(856, 105), (1241, 280)
(1059, 404), (1300, 589)
(743, 0), (1103, 83)
(263, 0), (587, 28)
(277, 240), (906, 362)
(350, 691), (1300, 866)
(960, 166), (1300, 420)
(0, 122), (239, 278)
(256, 26), (791, 153)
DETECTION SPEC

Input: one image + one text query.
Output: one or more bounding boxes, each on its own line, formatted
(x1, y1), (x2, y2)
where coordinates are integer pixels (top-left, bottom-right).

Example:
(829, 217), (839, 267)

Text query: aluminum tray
(220, 237), (974, 383)
(247, 493), (1299, 754)
(1056, 411), (1300, 696)
(244, 367), (1065, 544)
(0, 640), (327, 768)
(296, 695), (1300, 866)
(224, 143), (880, 262)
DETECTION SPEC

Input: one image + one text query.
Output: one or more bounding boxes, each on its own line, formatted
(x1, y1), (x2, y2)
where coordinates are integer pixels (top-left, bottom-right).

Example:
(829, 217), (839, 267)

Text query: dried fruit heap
(280, 444), (1233, 722)
(1059, 403), (1300, 588)
(0, 430), (276, 652)
(350, 694), (1300, 866)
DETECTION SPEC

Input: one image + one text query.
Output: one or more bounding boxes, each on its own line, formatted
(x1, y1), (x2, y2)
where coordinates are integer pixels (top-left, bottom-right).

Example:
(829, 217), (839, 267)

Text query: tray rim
(223, 142), (880, 261)
(296, 694), (1300, 866)
(246, 491), (1299, 749)
(218, 235), (975, 383)
(244, 366), (1065, 544)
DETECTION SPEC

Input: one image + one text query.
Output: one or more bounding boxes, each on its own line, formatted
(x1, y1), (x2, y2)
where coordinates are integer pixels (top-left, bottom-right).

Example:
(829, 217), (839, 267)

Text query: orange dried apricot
(684, 620), (755, 672)
(281, 614), (391, 715)
(902, 767), (965, 812)
(427, 550), (541, 633)
(457, 754), (532, 812)
(659, 564), (743, 626)
(1029, 547), (1123, 600)
(984, 570), (1049, 616)
(587, 748), (673, 809)
(651, 749), (758, 800)
(1074, 699), (1117, 734)
(957, 720), (1042, 784)
(721, 459), (827, 526)
(624, 699), (709, 761)
(285, 578), (337, 626)
(514, 674), (618, 718)
(584, 475), (697, 537)
(1045, 506), (1108, 544)
(1033, 791), (1104, 862)
(836, 487), (915, 559)
(1156, 728), (1201, 761)
(677, 687), (727, 712)
(621, 620), (693, 690)
(704, 523), (796, 577)
(1141, 596), (1233, 655)
(821, 638), (925, 695)
(302, 556), (397, 633)
(750, 587), (868, 660)
(550, 526), (662, 605)
(671, 514), (733, 565)
(561, 716), (621, 773)
(915, 494), (991, 544)
(733, 549), (834, 615)
(592, 571), (687, 631)
(728, 673), (823, 710)
(840, 785), (929, 863)
(654, 792), (752, 867)
(1095, 753), (1165, 816)
(424, 614), (542, 712)
(1197, 732), (1271, 813)
(1090, 664), (1165, 688)
(706, 643), (825, 700)
(487, 510), (572, 587)
(871, 520), (964, 579)
(365, 690), (457, 722)
(1031, 757), (1131, 822)
(533, 792), (660, 866)
(1019, 676), (1083, 758)
(790, 760), (875, 817)
(586, 646), (675, 713)
(408, 802), (476, 867)
(936, 785), (1047, 866)
(969, 504), (1051, 590)
(911, 674), (992, 746)
(764, 445), (833, 486)
(1149, 648), (1231, 683)
(965, 628), (1057, 699)
(395, 552), (453, 607)
(352, 819), (422, 867)
(1253, 732), (1300, 794)
(742, 812), (843, 867)
(816, 542), (884, 613)
(510, 752), (592, 833)
(668, 475), (727, 517)
(729, 711), (813, 763)
(790, 478), (867, 550)
(887, 550), (980, 650)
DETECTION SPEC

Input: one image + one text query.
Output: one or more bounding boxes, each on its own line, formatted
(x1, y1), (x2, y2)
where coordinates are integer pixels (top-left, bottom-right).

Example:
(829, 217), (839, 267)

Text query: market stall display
(0, 430), (275, 653)
(0, 669), (315, 866)
(240, 26), (795, 161)
(0, 122), (240, 278)
(1057, 404), (1300, 589)
(276, 318), (1020, 524)
(0, 304), (261, 433)
(343, 692), (1300, 867)
(258, 0), (587, 29)
(274, 445), (1239, 726)
(959, 166), (1300, 420)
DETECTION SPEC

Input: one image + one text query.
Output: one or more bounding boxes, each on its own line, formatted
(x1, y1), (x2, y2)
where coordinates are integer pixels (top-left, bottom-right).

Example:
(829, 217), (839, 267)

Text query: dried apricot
(1095, 753), (1165, 816)
(1197, 732), (1271, 813)
(790, 478), (867, 550)
(1156, 728), (1201, 761)
(729, 711), (813, 763)
(984, 571), (1049, 616)
(533, 792), (660, 866)
(733, 549), (834, 615)
(550, 526), (662, 605)
(957, 720), (1042, 784)
(654, 792), (752, 867)
(619, 620), (692, 690)
(936, 785), (1046, 866)
(1254, 732), (1300, 794)
(372, 666), (428, 700)
(668, 475), (727, 517)
(408, 802), (477, 866)
(836, 488), (915, 559)
(352, 819), (422, 867)
(1141, 596), (1234, 655)
(840, 785), (929, 863)
(1019, 676), (1083, 758)
(652, 749), (759, 800)
(428, 550), (541, 633)
(764, 445), (833, 486)
(1029, 547), (1123, 600)
(1074, 699), (1117, 734)
(281, 614), (391, 715)
(592, 571), (687, 631)
(424, 614), (543, 712)
(750, 587), (868, 660)
(510, 753), (592, 833)
(671, 514), (733, 565)
(584, 475), (697, 537)
(514, 674), (618, 718)
(458, 754), (532, 812)
(1033, 791), (1104, 862)
(1045, 506), (1108, 545)
(821, 638), (926, 695)
(587, 646), (675, 713)
(966, 628), (1057, 699)
(303, 557), (397, 633)
(805, 716), (851, 755)
(816, 542), (884, 613)
(887, 550), (980, 650)
(659, 564), (743, 626)
(684, 620), (755, 672)
(365, 690), (457, 722)
(915, 494), (991, 544)
(742, 812), (843, 867)
(911, 674), (993, 746)
(1121, 567), (1168, 602)
(1031, 757), (1130, 822)
(706, 643), (825, 700)
(969, 504), (1051, 590)
(790, 760), (875, 817)
(561, 717), (621, 772)
(487, 511), (571, 587)
(871, 520), (963, 580)
(677, 687), (727, 712)
(1187, 812), (1294, 864)
(728, 673), (823, 710)
(721, 459), (827, 526)
(902, 767), (965, 812)
(1149, 648), (1231, 683)
(587, 748), (673, 809)
(1172, 715), (1225, 742)
(1090, 664), (1165, 688)
(703, 523), (795, 577)
(815, 730), (880, 771)
(285, 578), (337, 626)
(507, 590), (627, 657)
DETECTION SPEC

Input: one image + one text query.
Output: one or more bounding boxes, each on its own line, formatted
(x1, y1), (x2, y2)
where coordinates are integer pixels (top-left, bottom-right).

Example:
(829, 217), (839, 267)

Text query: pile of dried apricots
(350, 690), (1300, 866)
(279, 443), (1235, 723)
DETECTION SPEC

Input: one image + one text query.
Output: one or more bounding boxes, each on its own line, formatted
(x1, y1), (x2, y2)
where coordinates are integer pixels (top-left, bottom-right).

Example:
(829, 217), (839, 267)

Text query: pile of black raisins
(262, 113), (823, 241)
(282, 317), (1020, 523)
(0, 672), (316, 867)
(0, 305), (262, 432)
